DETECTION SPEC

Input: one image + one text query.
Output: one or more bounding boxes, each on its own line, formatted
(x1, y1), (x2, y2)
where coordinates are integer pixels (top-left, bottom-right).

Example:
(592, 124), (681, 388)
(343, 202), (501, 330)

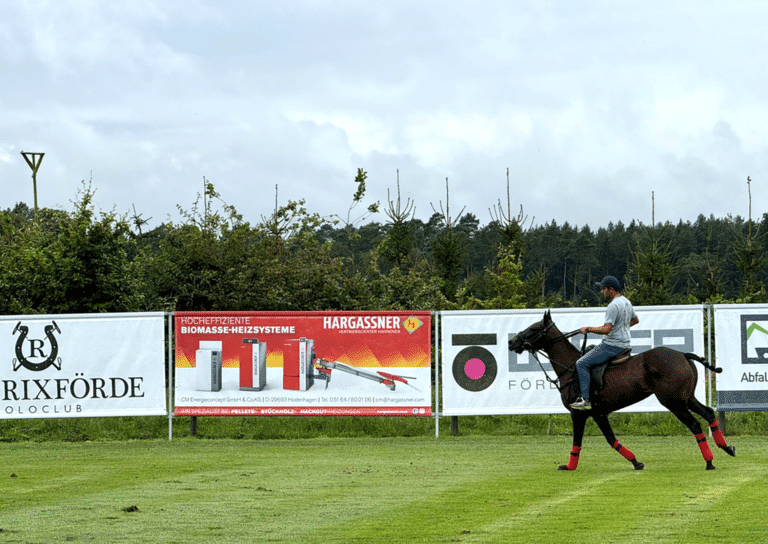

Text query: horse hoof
(557, 465), (573, 471)
(634, 463), (644, 471)
(706, 461), (716, 471)
(721, 445), (736, 457)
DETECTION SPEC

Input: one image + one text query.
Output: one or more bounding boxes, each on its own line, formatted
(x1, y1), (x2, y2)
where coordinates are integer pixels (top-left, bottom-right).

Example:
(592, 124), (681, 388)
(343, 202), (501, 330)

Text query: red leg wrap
(613, 440), (636, 462)
(709, 420), (727, 447)
(696, 432), (714, 462)
(566, 446), (581, 470)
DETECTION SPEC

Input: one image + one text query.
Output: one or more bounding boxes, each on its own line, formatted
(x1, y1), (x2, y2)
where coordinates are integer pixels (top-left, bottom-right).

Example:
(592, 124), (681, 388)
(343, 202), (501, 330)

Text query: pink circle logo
(464, 358), (486, 380)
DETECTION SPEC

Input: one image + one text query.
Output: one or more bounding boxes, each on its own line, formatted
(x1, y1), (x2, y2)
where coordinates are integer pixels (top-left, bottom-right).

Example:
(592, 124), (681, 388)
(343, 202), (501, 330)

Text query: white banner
(440, 306), (706, 416)
(0, 313), (167, 419)
(714, 304), (768, 411)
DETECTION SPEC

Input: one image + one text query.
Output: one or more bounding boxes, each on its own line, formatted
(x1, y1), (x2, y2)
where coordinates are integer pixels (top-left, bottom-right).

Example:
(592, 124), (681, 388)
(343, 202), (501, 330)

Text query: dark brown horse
(508, 311), (736, 471)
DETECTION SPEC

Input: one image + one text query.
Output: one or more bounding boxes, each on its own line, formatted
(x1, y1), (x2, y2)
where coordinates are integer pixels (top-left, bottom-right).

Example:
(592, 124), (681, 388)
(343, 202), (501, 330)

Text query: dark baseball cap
(595, 276), (621, 291)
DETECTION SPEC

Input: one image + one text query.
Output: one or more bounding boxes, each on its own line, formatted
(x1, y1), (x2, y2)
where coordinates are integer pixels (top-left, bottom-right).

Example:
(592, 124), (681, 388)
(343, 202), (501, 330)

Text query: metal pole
(168, 312), (174, 441)
(434, 311), (440, 438)
(20, 151), (44, 211)
(707, 304), (712, 408)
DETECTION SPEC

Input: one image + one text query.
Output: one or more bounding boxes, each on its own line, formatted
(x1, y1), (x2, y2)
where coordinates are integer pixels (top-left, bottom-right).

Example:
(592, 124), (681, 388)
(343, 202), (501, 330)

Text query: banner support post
(706, 304), (712, 408)
(167, 312), (174, 441)
(434, 311), (440, 438)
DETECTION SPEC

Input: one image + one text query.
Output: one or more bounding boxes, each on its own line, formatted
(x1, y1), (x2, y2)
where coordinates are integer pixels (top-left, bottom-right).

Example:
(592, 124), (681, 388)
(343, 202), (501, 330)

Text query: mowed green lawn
(1, 435), (766, 543)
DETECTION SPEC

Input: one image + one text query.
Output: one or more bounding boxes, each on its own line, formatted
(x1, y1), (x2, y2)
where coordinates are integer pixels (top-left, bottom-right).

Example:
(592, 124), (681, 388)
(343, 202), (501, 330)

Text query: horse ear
(544, 309), (551, 322)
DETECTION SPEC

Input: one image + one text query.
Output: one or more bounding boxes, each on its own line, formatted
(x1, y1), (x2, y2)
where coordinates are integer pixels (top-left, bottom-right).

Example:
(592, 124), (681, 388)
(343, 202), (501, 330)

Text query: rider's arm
(580, 323), (613, 335)
(630, 316), (639, 327)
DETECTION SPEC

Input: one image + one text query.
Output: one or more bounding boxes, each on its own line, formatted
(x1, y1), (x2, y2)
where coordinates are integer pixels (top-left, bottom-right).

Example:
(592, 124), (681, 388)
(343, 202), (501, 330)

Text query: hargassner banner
(0, 313), (167, 419)
(440, 306), (706, 416)
(714, 304), (768, 411)
(174, 311), (432, 416)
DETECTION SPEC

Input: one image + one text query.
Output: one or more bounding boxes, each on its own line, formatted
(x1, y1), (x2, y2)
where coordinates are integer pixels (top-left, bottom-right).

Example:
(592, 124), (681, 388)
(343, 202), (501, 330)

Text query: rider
(570, 276), (639, 410)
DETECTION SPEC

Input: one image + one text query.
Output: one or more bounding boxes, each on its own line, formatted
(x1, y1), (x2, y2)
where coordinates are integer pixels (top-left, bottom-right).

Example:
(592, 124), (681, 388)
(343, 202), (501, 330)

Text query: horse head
(508, 310), (555, 354)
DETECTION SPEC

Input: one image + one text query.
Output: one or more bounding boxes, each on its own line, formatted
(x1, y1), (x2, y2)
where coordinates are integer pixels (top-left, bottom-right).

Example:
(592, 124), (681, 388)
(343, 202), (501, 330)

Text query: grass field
(1, 435), (766, 543)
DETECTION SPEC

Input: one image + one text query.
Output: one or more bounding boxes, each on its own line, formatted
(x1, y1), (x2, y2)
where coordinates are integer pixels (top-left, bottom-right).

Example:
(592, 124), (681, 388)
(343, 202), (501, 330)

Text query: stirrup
(570, 398), (591, 410)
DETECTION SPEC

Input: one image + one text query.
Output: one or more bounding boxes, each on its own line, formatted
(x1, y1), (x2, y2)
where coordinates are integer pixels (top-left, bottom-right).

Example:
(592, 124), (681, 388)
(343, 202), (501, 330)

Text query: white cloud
(3, 0), (768, 229)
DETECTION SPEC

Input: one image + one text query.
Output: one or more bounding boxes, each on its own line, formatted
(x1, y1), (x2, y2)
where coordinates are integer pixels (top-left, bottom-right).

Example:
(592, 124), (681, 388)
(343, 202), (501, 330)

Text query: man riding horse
(508, 305), (736, 470)
(570, 275), (639, 410)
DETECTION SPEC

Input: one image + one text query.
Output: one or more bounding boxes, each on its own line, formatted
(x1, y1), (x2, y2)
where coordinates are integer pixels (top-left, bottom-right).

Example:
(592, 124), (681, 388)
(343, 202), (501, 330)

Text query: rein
(523, 328), (583, 390)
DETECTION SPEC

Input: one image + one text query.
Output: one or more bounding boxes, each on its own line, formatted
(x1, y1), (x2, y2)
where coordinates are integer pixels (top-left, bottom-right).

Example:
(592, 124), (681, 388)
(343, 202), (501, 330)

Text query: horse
(507, 310), (736, 471)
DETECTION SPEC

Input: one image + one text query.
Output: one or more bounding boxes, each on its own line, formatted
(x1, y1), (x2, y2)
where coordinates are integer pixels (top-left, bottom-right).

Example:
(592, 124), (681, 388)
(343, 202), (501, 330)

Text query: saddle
(586, 347), (633, 396)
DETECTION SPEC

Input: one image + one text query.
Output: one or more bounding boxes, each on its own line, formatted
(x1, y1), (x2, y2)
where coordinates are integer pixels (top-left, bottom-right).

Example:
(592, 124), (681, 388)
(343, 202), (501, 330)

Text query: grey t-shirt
(603, 295), (637, 348)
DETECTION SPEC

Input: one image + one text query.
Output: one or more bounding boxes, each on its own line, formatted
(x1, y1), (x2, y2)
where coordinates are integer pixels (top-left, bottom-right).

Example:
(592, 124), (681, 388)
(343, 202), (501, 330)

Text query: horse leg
(665, 403), (716, 470)
(559, 411), (587, 471)
(688, 398), (736, 457)
(593, 413), (644, 470)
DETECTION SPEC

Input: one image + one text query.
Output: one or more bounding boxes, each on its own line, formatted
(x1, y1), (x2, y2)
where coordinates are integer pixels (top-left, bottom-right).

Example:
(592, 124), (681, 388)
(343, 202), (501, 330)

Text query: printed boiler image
(174, 311), (433, 416)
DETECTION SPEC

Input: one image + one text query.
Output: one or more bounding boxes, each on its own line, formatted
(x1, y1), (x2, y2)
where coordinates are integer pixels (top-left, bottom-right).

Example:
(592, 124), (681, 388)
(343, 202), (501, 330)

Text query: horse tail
(685, 353), (722, 374)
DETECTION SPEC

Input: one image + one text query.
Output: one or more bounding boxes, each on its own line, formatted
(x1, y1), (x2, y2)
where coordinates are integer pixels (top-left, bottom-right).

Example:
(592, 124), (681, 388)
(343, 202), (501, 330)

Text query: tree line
(1, 172), (766, 316)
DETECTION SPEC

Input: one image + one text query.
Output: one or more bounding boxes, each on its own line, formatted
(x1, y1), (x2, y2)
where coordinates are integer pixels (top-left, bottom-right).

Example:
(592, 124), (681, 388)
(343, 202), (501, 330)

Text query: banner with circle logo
(174, 311), (432, 416)
(440, 307), (706, 415)
(0, 313), (167, 419)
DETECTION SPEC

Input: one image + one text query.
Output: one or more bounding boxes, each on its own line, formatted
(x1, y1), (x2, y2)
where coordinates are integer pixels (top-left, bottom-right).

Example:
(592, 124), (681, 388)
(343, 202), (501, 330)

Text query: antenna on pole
(20, 151), (45, 211)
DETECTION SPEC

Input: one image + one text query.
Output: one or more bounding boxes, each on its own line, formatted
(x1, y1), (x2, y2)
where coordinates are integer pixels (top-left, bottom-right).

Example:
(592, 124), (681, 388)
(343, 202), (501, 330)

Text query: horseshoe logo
(12, 321), (62, 372)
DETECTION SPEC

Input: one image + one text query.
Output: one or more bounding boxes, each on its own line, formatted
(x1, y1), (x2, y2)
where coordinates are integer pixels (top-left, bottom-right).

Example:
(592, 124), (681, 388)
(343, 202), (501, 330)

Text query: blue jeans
(575, 343), (626, 400)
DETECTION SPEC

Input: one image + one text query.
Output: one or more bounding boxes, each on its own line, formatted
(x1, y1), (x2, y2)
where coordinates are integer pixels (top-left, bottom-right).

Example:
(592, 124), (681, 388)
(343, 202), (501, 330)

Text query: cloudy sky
(2, 1), (767, 231)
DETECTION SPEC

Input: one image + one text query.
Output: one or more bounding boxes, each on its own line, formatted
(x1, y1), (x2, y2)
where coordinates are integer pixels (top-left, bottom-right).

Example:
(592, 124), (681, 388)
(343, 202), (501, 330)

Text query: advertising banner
(0, 313), (167, 419)
(714, 304), (768, 411)
(174, 311), (432, 416)
(441, 306), (706, 416)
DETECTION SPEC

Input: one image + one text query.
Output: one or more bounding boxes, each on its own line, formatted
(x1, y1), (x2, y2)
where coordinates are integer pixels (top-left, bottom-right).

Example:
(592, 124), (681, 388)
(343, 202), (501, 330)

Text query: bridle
(517, 323), (585, 391)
